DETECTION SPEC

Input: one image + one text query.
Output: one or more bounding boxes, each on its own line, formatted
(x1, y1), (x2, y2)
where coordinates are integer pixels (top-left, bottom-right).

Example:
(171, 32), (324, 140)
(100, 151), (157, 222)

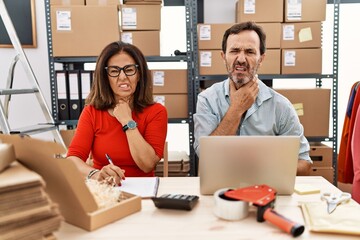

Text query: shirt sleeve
(66, 106), (94, 161)
(279, 99), (312, 162)
(193, 92), (220, 157)
(142, 104), (168, 159)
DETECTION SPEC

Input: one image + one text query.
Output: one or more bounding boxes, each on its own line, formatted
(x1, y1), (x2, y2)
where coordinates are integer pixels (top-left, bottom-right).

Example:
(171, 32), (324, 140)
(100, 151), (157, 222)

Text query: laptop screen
(199, 135), (300, 195)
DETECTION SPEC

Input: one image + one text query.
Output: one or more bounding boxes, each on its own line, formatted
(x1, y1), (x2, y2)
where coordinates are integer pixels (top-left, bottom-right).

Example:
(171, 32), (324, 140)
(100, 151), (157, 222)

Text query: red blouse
(67, 103), (168, 177)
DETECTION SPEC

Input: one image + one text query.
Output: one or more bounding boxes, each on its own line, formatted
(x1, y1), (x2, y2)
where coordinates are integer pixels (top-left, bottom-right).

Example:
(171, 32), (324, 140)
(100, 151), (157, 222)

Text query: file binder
(80, 70), (93, 111)
(68, 70), (81, 120)
(55, 71), (69, 121)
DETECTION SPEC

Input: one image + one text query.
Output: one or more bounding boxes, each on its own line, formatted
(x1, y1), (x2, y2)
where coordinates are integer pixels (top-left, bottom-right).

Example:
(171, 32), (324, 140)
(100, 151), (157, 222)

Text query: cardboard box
(199, 50), (227, 75)
(0, 134), (142, 231)
(51, 0), (85, 5)
(309, 143), (333, 168)
(275, 88), (331, 137)
(258, 23), (281, 49)
(121, 31), (160, 56)
(281, 48), (322, 74)
(281, 22), (322, 49)
(60, 129), (76, 148)
(285, 0), (326, 22)
(258, 49), (280, 74)
(197, 24), (233, 50)
(154, 94), (188, 118)
(124, 0), (162, 4)
(120, 5), (161, 30)
(309, 167), (334, 184)
(86, 0), (119, 5)
(51, 6), (119, 57)
(236, 0), (283, 23)
(151, 69), (188, 94)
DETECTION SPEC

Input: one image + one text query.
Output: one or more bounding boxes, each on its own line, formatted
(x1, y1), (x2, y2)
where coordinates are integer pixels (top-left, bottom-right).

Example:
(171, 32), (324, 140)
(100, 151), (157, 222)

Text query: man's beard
(227, 61), (260, 88)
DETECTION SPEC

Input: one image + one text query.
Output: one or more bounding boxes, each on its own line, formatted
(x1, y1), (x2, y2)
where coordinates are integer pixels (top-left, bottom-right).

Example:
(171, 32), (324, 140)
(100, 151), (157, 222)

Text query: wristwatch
(122, 120), (137, 132)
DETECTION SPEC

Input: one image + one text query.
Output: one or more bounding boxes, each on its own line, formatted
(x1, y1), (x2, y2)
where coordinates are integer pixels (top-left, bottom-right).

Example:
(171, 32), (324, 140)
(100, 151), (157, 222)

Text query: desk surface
(55, 176), (358, 240)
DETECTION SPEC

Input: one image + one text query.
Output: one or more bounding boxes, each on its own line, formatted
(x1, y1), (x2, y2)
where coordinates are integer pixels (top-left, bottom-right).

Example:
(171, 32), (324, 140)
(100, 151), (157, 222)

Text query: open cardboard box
(0, 134), (141, 231)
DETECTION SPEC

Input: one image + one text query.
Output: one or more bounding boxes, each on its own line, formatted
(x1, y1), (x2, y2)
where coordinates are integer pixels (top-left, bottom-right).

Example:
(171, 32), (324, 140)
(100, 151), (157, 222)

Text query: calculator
(151, 194), (199, 211)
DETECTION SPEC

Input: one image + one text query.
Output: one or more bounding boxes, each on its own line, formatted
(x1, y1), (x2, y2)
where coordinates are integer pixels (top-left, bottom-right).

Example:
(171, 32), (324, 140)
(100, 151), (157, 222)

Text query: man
(193, 21), (312, 175)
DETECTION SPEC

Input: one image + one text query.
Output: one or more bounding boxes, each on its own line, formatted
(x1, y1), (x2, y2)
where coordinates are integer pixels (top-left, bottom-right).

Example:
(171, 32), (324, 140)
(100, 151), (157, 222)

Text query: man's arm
(297, 159), (311, 176)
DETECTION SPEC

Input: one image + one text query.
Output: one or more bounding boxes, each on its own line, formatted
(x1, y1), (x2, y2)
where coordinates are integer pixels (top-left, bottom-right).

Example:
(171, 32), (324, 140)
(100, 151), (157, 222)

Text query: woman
(67, 41), (168, 185)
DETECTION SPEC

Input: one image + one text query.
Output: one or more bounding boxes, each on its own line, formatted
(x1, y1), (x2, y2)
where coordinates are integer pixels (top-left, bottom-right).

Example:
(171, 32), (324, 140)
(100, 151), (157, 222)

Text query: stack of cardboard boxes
(152, 69), (188, 119)
(120, 0), (162, 56)
(50, 0), (120, 57)
(50, 0), (162, 57)
(197, 0), (326, 75)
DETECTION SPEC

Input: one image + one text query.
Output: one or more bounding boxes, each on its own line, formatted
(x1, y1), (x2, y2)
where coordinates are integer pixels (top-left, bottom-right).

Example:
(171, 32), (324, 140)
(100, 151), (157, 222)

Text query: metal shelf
(197, 74), (335, 81)
(52, 56), (188, 63)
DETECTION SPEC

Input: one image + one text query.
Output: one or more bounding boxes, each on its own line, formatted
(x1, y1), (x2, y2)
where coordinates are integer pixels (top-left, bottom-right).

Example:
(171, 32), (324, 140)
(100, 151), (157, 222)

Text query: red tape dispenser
(224, 185), (304, 237)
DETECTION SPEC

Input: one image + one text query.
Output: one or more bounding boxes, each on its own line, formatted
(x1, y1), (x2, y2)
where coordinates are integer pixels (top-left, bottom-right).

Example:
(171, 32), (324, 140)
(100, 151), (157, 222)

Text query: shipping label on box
(237, 0), (283, 23)
(281, 48), (322, 74)
(285, 0), (326, 22)
(56, 10), (72, 31)
(122, 7), (137, 29)
(281, 22), (322, 48)
(154, 94), (188, 118)
(151, 69), (188, 94)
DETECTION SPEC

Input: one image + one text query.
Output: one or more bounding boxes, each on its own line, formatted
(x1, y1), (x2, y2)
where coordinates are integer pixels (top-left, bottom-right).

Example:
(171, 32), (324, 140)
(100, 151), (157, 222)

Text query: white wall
(0, 1), (359, 153)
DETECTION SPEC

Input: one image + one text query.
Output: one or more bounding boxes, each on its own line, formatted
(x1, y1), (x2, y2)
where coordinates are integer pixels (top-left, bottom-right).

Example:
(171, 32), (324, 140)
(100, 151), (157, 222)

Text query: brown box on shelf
(51, 0), (84, 5)
(281, 48), (322, 74)
(154, 94), (188, 119)
(121, 31), (160, 56)
(275, 88), (331, 137)
(258, 23), (281, 49)
(236, 0), (283, 23)
(51, 5), (119, 57)
(197, 23), (233, 50)
(120, 5), (161, 30)
(309, 143), (333, 168)
(155, 151), (190, 177)
(284, 0), (326, 22)
(199, 50), (227, 75)
(309, 167), (334, 184)
(281, 22), (322, 49)
(86, 0), (119, 5)
(257, 49), (280, 74)
(124, 0), (162, 4)
(0, 134), (142, 232)
(151, 69), (188, 94)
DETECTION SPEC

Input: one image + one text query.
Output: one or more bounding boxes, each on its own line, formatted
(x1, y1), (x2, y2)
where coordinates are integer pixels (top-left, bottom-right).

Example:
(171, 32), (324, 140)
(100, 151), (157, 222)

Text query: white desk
(55, 177), (358, 240)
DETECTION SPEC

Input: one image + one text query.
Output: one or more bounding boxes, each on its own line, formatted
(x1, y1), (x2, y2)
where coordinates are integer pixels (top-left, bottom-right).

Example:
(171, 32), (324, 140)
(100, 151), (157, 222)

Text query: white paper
(200, 51), (212, 67)
(199, 25), (211, 41)
(287, 0), (302, 21)
(284, 50), (296, 66)
(244, 0), (256, 14)
(283, 25), (295, 41)
(122, 7), (137, 29)
(56, 11), (71, 31)
(121, 32), (133, 44)
(154, 96), (165, 106)
(117, 177), (159, 198)
(153, 71), (165, 86)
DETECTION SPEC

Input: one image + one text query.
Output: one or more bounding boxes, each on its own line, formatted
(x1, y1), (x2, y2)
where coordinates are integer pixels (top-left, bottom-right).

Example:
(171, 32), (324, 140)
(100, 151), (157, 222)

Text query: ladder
(0, 0), (65, 148)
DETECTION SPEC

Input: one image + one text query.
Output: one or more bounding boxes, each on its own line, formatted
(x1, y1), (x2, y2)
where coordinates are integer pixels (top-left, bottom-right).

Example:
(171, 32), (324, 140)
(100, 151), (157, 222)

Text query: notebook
(199, 136), (300, 195)
(117, 177), (159, 199)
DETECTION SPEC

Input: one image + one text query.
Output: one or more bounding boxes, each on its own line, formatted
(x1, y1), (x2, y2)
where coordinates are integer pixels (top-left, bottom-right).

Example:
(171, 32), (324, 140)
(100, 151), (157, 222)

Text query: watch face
(128, 120), (137, 129)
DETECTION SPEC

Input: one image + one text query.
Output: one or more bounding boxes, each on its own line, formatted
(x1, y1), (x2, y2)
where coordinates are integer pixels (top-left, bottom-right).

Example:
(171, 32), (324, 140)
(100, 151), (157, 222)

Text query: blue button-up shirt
(193, 78), (311, 162)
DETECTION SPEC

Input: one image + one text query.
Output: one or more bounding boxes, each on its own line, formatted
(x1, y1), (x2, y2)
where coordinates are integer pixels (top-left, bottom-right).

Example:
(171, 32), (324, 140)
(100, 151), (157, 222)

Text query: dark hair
(86, 41), (154, 113)
(222, 21), (266, 55)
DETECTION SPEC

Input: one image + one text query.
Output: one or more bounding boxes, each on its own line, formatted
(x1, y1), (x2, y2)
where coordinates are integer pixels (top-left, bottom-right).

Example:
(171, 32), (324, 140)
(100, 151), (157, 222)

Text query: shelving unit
(44, 0), (198, 176)
(190, 0), (340, 183)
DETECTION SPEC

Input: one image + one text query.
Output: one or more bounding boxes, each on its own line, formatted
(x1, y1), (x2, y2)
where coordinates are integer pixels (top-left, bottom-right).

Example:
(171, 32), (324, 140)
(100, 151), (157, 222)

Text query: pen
(105, 153), (114, 165)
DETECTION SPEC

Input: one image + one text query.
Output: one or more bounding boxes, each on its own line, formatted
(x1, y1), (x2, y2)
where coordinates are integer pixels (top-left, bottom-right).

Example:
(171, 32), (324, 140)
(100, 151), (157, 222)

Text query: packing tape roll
(213, 188), (249, 221)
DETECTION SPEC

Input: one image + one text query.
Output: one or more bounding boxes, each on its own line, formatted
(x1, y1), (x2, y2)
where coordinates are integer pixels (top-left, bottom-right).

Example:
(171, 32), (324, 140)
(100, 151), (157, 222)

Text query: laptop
(199, 135), (300, 195)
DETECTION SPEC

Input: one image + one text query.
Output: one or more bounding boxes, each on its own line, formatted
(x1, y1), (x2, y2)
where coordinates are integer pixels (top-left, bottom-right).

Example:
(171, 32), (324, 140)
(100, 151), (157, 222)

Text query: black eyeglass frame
(105, 64), (139, 77)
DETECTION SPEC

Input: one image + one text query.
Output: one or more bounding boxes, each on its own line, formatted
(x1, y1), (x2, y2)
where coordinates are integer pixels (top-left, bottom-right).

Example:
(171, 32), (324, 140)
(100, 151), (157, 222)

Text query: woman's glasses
(105, 64), (139, 77)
